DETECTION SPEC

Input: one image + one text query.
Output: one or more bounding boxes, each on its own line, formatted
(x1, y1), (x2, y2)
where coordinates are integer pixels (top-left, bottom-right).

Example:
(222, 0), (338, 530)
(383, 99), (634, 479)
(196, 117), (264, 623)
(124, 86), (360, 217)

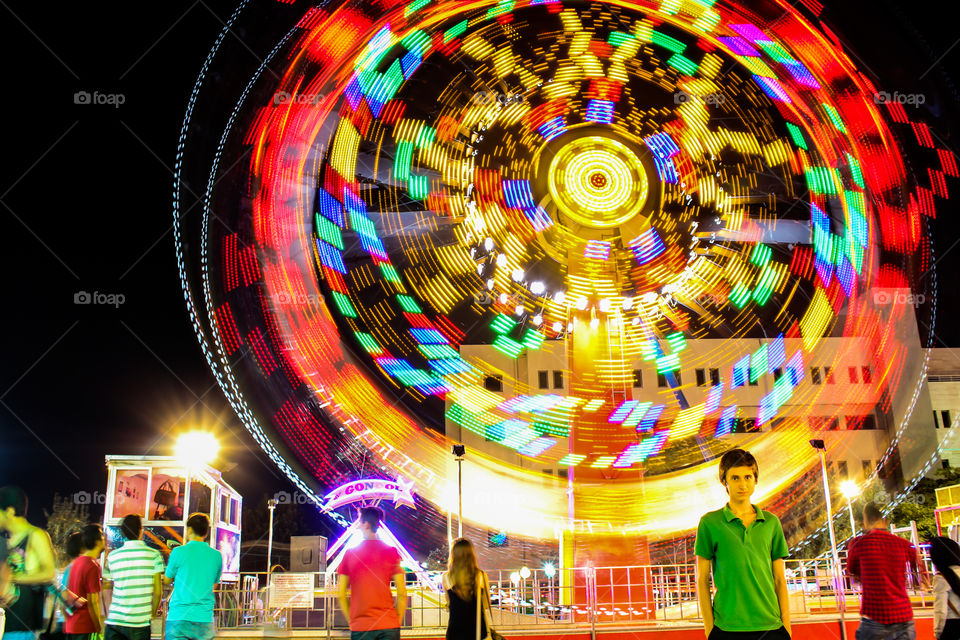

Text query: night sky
(2, 0), (960, 531)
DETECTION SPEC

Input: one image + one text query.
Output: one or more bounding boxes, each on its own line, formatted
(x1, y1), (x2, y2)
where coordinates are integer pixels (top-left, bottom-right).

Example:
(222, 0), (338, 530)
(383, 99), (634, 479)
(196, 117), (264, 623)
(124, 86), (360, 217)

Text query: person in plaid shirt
(846, 503), (925, 640)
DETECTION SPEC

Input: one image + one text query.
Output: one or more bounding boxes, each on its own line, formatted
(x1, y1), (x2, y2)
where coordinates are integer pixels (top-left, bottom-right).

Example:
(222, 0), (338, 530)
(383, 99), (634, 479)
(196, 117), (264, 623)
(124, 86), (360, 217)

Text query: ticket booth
(103, 455), (242, 581)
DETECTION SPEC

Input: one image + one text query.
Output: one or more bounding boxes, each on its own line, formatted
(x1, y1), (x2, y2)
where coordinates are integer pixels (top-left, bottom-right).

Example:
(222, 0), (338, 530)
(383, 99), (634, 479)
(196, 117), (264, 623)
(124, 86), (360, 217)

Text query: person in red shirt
(846, 503), (925, 640)
(65, 524), (105, 640)
(336, 507), (407, 640)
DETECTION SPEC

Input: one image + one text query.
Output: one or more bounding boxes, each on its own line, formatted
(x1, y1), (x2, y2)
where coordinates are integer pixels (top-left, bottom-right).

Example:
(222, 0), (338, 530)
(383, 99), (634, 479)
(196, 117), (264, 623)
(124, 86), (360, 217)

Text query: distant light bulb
(590, 317), (600, 329)
(552, 321), (563, 332)
(511, 268), (525, 282)
(496, 253), (507, 267)
(486, 279), (495, 290)
(554, 291), (566, 304)
(576, 296), (588, 311)
(567, 322), (574, 332)
(598, 298), (611, 313)
(484, 237), (494, 251)
(476, 264), (485, 275)
(532, 314), (543, 326)
(622, 297), (634, 311)
(515, 305), (525, 316)
(531, 281), (545, 295)
(631, 317), (640, 325)
(499, 293), (508, 304)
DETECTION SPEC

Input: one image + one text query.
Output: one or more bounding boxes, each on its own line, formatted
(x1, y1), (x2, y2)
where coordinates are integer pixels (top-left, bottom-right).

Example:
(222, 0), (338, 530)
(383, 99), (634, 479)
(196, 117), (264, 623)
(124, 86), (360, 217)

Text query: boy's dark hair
(863, 502), (885, 525)
(65, 531), (84, 559)
(0, 486), (28, 517)
(120, 514), (142, 540)
(81, 523), (103, 551)
(186, 512), (210, 539)
(718, 448), (759, 485)
(359, 506), (384, 532)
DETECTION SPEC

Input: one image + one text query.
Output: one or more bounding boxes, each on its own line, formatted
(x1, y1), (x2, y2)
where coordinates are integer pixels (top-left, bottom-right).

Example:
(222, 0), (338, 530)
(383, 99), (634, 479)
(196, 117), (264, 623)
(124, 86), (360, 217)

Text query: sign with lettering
(321, 478), (416, 511)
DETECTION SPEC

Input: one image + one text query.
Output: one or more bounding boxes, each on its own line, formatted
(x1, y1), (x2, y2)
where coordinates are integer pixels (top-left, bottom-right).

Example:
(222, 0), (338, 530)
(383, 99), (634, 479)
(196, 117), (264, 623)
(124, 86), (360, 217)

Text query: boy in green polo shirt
(695, 448), (791, 640)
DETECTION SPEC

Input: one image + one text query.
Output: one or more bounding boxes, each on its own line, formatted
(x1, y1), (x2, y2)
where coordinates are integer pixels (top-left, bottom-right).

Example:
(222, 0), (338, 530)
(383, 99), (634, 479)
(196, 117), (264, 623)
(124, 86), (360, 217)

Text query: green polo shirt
(694, 504), (789, 632)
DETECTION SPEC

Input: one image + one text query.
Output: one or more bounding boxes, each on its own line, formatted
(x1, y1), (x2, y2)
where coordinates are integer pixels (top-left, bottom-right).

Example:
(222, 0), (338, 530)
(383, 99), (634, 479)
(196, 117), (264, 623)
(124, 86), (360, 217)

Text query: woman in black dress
(443, 538), (489, 640)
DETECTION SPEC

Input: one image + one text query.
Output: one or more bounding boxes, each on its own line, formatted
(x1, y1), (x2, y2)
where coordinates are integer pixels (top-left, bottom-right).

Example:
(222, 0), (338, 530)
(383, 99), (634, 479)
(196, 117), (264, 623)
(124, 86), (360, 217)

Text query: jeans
(164, 620), (215, 640)
(856, 618), (916, 640)
(350, 629), (400, 640)
(105, 625), (151, 640)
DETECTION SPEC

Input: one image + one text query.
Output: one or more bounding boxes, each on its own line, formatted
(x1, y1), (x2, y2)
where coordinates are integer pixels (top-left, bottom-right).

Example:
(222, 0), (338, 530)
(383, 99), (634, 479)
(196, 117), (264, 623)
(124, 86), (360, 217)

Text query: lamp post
(452, 445), (465, 538)
(810, 439), (847, 640)
(840, 480), (859, 538)
(267, 498), (277, 575)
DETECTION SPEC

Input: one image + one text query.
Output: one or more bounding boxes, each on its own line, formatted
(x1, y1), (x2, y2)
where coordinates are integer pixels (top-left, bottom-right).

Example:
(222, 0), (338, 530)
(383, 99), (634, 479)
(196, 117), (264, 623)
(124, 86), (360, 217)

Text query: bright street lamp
(840, 480), (859, 538)
(174, 431), (219, 468)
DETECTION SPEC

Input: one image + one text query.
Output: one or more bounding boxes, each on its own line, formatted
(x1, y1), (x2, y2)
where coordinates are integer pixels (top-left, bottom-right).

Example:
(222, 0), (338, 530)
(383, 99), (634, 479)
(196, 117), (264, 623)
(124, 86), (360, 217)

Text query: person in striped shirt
(102, 515), (164, 640)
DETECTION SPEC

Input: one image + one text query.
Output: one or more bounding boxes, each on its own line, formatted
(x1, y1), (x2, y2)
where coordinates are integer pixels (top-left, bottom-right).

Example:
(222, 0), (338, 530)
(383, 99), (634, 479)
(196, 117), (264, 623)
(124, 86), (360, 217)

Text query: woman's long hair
(930, 536), (960, 597)
(447, 538), (480, 601)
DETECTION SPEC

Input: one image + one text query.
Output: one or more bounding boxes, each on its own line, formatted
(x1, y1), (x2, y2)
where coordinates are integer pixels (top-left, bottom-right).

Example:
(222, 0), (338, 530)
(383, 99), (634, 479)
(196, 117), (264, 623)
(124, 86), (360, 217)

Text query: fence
(206, 558), (932, 633)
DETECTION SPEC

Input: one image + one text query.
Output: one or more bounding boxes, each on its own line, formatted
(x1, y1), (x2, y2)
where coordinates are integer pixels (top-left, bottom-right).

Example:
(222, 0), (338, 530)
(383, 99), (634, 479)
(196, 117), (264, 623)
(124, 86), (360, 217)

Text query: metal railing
(208, 559), (933, 632)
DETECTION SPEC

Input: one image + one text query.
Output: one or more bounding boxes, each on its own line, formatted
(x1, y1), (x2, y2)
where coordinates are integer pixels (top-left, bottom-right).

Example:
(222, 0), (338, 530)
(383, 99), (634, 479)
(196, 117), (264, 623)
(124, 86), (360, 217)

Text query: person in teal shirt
(163, 513), (222, 640)
(695, 448), (791, 640)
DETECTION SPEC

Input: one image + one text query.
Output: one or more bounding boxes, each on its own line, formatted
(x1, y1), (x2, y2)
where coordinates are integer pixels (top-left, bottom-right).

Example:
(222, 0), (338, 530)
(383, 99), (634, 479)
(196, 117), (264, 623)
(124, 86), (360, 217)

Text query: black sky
(2, 0), (960, 528)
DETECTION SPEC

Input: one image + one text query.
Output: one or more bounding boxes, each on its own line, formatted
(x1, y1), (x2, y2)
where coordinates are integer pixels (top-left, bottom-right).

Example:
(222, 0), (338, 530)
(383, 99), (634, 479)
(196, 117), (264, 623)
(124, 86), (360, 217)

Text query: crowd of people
(0, 486), (222, 640)
(6, 448), (960, 640)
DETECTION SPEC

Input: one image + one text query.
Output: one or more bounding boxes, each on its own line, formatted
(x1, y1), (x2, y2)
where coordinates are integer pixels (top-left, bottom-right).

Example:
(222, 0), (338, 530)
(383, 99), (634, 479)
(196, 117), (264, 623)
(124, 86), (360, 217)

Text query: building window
(811, 367), (822, 385)
(773, 368), (783, 381)
(943, 410), (953, 429)
(862, 460), (873, 478)
(710, 368), (720, 385)
(743, 418), (760, 433)
(848, 366), (859, 384)
(484, 375), (503, 392)
(837, 460), (848, 478)
(748, 369), (758, 386)
(862, 366), (872, 383)
(538, 370), (549, 389)
(824, 366), (835, 384)
(935, 411), (942, 429)
(657, 371), (682, 387)
(862, 416), (877, 430)
(633, 369), (643, 388)
(944, 460), (952, 470)
(696, 368), (706, 387)
(553, 370), (564, 389)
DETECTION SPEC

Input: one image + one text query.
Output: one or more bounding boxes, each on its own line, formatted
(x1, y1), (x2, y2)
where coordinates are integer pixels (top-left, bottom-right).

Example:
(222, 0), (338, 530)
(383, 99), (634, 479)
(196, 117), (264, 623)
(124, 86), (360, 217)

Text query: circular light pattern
(173, 0), (952, 550)
(547, 136), (649, 228)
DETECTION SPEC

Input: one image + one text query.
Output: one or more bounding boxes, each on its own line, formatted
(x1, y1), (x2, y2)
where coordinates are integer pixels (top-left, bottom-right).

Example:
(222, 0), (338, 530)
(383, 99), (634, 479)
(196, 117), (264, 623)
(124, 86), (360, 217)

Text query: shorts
(105, 625), (151, 640)
(709, 626), (791, 640)
(350, 629), (400, 640)
(164, 620), (215, 640)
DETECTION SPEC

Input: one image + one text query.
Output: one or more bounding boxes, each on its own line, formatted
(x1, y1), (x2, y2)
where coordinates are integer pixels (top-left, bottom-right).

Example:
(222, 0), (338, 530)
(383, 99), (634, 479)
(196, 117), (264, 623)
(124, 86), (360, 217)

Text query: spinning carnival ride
(174, 0), (955, 551)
